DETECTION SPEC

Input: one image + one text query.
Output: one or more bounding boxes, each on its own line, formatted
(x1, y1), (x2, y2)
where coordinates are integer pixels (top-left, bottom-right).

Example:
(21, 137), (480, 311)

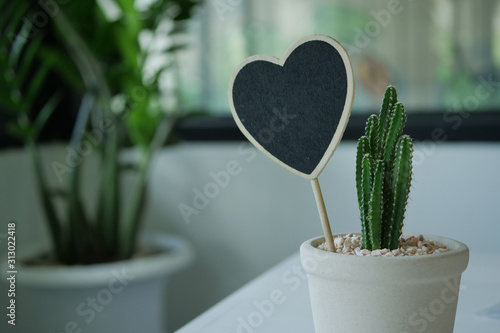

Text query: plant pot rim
(303, 233), (468, 260)
(10, 233), (194, 288)
(300, 233), (469, 283)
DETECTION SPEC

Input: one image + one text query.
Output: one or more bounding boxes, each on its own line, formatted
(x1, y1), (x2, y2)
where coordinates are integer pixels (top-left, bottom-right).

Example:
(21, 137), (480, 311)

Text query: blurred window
(177, 0), (500, 115)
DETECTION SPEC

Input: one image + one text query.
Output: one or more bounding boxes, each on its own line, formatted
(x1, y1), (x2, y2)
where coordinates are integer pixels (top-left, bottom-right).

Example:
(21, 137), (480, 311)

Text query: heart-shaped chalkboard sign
(229, 35), (354, 179)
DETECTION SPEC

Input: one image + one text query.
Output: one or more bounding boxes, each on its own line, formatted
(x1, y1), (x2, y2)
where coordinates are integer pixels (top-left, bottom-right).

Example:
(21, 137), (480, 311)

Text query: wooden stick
(311, 178), (334, 252)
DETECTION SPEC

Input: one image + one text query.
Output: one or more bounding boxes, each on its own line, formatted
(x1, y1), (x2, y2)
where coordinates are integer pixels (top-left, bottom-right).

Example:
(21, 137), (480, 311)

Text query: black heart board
(229, 34), (354, 179)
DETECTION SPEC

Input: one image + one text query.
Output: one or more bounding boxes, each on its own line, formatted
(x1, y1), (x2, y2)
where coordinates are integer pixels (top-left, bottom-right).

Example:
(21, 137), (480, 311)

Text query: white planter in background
(3, 233), (194, 333)
(300, 234), (469, 333)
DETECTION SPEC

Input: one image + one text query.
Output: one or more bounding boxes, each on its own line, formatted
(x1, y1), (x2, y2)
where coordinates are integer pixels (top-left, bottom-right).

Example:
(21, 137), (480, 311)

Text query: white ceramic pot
(2, 233), (194, 333)
(300, 234), (469, 333)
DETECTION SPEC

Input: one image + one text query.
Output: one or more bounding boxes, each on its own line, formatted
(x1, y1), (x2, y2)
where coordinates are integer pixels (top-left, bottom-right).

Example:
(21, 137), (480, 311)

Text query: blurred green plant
(0, 0), (201, 264)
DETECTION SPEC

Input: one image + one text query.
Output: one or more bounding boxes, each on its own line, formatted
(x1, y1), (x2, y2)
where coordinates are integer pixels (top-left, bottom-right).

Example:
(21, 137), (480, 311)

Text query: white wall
(0, 141), (499, 331)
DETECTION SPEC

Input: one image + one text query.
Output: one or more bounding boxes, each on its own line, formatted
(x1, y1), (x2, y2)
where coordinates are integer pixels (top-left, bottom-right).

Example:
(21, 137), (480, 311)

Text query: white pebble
(317, 235), (450, 257)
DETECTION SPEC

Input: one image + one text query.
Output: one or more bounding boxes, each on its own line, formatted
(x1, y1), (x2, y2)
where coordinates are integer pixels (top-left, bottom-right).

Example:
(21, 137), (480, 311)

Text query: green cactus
(356, 86), (414, 250)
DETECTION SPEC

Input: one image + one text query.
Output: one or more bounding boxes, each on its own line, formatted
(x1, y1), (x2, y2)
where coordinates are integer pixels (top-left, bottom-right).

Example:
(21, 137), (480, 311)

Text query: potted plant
(300, 86), (469, 333)
(0, 0), (200, 332)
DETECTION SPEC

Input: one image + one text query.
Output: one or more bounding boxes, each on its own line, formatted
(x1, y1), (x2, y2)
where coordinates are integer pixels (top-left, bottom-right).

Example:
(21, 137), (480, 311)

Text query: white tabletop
(177, 251), (500, 333)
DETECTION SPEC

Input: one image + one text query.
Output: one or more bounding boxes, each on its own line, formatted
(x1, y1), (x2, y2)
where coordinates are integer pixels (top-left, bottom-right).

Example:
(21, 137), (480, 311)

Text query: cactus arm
(383, 103), (406, 166)
(380, 103), (405, 247)
(368, 160), (384, 250)
(356, 137), (370, 247)
(361, 153), (373, 249)
(378, 85), (398, 152)
(365, 115), (379, 158)
(356, 136), (369, 198)
(388, 135), (413, 249)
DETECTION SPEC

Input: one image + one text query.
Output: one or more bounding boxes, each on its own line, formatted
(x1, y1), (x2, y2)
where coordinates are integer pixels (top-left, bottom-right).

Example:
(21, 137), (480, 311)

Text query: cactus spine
(356, 86), (413, 250)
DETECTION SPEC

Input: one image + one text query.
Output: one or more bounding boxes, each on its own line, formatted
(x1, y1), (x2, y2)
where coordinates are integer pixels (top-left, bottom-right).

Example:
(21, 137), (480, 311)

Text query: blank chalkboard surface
(229, 34), (354, 179)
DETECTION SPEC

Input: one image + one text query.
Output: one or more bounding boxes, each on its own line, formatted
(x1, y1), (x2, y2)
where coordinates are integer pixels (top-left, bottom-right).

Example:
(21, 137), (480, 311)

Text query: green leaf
(144, 61), (174, 88)
(38, 45), (84, 91)
(0, 2), (23, 33)
(7, 11), (34, 70)
(22, 62), (51, 111)
(27, 140), (65, 262)
(12, 35), (44, 89)
(0, 89), (20, 112)
(32, 93), (63, 139)
(165, 43), (188, 53)
(112, 23), (140, 70)
(6, 120), (32, 140)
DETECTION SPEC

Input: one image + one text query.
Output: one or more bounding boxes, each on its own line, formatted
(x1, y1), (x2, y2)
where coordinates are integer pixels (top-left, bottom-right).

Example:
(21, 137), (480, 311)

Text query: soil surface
(318, 234), (450, 257)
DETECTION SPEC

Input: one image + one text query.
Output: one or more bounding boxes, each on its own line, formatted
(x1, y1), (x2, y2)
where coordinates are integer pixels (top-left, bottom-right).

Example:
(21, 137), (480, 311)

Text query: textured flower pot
(2, 233), (194, 333)
(300, 234), (469, 333)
